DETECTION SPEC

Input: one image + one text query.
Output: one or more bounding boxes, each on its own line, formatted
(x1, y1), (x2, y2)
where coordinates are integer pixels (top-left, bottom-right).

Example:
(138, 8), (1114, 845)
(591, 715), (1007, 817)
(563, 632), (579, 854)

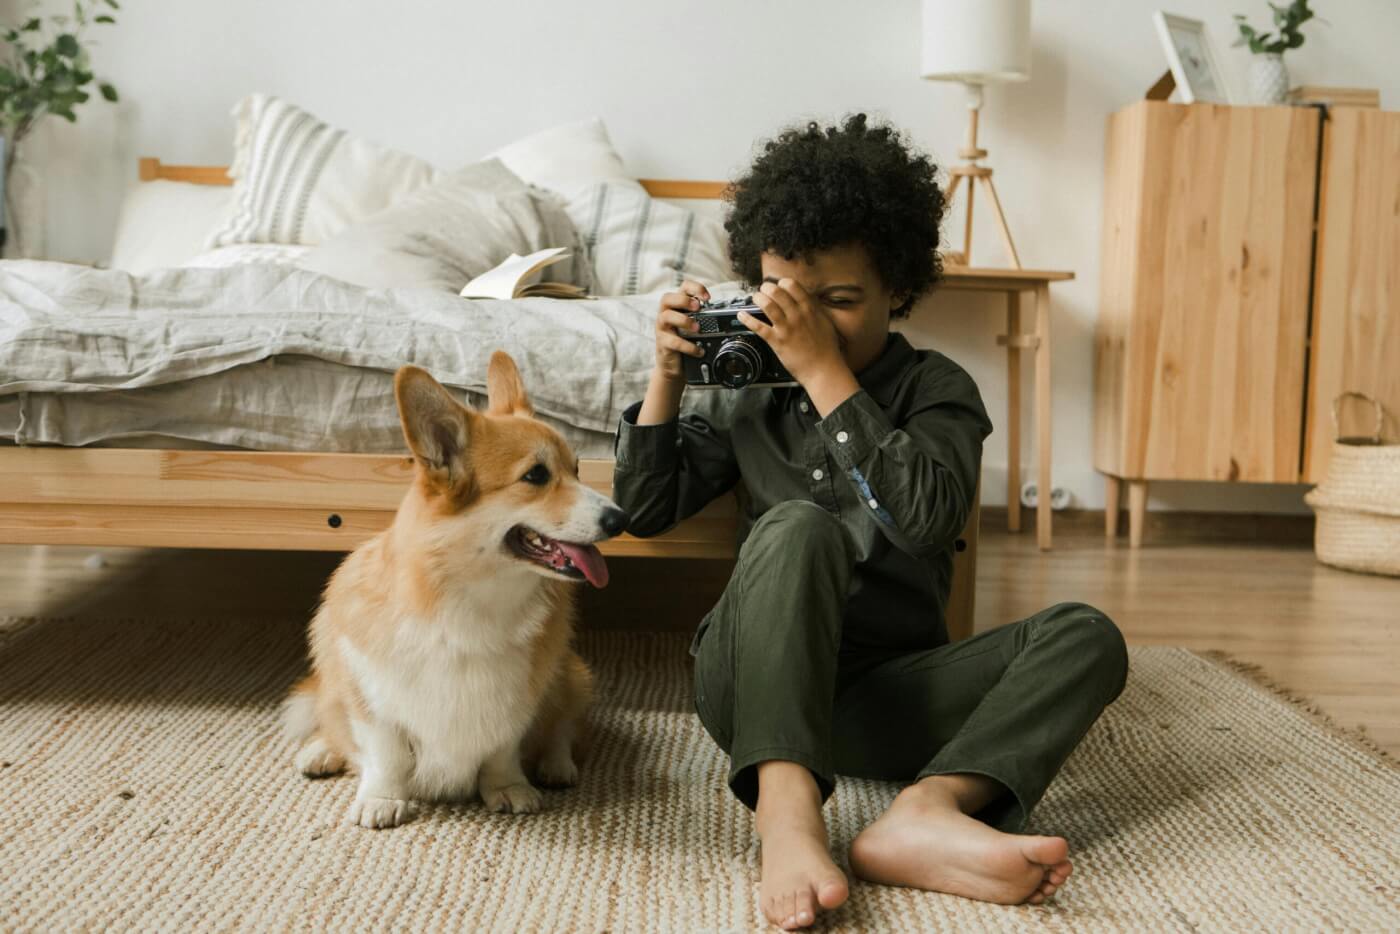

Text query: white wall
(13, 0), (1400, 513)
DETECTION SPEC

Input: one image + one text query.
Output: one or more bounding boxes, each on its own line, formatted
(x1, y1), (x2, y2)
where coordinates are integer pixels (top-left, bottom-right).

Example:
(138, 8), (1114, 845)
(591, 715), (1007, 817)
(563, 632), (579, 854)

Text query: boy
(612, 115), (1127, 930)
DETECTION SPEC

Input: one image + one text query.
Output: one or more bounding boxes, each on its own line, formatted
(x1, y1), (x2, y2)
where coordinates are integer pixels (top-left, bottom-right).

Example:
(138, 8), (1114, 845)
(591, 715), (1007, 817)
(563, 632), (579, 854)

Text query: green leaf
(0, 67), (13, 87)
(21, 17), (41, 31)
(55, 34), (81, 58)
(99, 81), (117, 102)
(104, 0), (120, 8)
(95, 14), (115, 23)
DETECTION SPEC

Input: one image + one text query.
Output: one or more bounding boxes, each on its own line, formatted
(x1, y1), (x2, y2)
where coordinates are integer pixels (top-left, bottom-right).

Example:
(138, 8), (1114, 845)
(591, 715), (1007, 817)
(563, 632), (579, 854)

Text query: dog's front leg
(479, 742), (542, 814)
(348, 718), (416, 829)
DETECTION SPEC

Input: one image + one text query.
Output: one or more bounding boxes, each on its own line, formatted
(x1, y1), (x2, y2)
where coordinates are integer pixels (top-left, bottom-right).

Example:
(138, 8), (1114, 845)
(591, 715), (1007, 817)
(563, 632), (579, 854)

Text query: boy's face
(759, 243), (903, 376)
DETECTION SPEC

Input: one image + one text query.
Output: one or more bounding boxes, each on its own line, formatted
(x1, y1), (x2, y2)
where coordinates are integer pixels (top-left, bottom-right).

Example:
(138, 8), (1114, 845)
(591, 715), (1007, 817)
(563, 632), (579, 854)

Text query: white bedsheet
(0, 261), (729, 454)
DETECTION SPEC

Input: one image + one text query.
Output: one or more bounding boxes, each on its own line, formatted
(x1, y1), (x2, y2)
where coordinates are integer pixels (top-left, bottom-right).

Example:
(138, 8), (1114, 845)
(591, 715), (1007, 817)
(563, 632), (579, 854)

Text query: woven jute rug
(1, 614), (1397, 932)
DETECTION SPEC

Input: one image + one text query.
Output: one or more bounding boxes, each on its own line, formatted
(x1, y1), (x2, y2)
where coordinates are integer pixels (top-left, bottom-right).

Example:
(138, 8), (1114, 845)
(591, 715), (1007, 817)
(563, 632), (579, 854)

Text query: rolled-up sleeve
(817, 374), (991, 557)
(612, 401), (740, 537)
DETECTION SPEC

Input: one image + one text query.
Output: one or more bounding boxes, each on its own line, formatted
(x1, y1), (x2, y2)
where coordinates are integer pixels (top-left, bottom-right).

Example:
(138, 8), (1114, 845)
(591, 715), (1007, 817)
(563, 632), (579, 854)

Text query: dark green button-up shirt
(612, 332), (993, 652)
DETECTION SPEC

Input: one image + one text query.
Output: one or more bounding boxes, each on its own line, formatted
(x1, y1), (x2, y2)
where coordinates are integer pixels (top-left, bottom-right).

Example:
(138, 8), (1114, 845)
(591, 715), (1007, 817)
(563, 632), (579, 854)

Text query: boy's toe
(817, 875), (849, 909)
(794, 889), (816, 926)
(779, 892), (796, 928)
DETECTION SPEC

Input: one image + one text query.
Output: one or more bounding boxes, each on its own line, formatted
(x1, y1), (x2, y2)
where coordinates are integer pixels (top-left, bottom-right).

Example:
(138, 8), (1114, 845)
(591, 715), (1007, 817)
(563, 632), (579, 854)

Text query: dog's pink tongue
(556, 541), (609, 588)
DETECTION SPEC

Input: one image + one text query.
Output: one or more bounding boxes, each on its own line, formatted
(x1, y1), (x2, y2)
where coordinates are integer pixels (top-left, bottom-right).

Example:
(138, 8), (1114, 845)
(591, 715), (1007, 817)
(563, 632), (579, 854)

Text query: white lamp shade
(921, 0), (1032, 84)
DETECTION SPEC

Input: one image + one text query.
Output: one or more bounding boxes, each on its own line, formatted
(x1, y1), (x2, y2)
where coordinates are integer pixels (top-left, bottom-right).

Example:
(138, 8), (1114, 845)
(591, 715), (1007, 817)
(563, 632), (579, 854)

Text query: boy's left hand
(738, 279), (849, 390)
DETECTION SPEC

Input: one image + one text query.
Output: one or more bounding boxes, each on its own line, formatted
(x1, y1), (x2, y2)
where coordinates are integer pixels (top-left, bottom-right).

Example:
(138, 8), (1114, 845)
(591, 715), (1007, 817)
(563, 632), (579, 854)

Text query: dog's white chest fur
(342, 596), (546, 799)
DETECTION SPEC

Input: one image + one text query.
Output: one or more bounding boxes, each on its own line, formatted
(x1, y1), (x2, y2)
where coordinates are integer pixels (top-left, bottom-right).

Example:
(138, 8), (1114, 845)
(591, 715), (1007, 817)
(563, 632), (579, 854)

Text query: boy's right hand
(653, 280), (710, 382)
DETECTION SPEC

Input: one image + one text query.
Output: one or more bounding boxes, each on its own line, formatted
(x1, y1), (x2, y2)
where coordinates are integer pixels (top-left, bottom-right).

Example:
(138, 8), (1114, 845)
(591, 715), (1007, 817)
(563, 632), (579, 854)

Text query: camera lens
(713, 339), (762, 389)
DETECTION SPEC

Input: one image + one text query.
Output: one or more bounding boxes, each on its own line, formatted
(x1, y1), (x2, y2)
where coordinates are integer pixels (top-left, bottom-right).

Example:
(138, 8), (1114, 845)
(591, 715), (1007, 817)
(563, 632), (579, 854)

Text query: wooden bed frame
(0, 158), (978, 638)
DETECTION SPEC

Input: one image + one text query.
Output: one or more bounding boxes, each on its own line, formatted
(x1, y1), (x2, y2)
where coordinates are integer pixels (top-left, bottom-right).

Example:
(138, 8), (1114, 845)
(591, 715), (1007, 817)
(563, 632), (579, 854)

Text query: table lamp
(921, 0), (1031, 268)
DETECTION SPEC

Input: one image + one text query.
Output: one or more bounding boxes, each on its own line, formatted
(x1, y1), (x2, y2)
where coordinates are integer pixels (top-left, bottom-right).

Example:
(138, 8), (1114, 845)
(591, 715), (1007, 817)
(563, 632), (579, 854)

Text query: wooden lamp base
(943, 83), (1022, 270)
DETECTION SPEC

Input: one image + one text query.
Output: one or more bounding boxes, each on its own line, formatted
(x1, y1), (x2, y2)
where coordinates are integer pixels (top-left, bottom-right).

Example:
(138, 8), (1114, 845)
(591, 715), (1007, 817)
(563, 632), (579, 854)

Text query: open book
(460, 247), (589, 300)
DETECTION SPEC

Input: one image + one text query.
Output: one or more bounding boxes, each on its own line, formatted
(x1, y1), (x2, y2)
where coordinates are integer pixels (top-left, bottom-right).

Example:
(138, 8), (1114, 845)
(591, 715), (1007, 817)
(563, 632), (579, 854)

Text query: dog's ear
(394, 366), (474, 486)
(485, 350), (534, 417)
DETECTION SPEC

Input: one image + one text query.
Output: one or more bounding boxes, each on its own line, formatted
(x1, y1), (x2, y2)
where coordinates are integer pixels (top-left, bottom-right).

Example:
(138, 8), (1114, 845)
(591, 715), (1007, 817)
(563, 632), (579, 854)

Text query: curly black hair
(724, 114), (946, 318)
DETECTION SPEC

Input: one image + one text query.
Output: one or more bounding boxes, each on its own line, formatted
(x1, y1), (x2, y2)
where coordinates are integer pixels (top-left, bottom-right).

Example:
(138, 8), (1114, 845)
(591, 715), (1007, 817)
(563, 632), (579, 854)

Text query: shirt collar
(855, 332), (917, 406)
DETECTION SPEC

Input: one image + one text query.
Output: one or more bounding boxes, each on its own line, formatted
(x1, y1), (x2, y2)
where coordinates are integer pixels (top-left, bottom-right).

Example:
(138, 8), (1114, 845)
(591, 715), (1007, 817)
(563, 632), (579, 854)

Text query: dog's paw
(295, 738), (347, 778)
(534, 754), (579, 789)
(481, 781), (543, 814)
(349, 796), (413, 829)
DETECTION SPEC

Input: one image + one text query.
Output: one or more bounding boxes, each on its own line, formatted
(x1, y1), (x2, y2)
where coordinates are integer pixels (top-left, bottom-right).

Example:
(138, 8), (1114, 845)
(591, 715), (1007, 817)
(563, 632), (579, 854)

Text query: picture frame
(1153, 11), (1233, 104)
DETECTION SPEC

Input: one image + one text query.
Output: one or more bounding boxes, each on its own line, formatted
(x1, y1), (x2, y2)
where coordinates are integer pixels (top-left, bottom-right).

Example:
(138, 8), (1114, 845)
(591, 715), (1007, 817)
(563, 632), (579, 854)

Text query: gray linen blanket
(0, 261), (676, 454)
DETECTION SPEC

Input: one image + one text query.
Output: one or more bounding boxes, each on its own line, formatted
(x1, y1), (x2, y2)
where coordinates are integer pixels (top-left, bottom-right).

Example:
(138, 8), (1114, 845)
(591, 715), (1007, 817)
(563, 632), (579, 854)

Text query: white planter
(1249, 53), (1290, 106)
(2, 147), (45, 260)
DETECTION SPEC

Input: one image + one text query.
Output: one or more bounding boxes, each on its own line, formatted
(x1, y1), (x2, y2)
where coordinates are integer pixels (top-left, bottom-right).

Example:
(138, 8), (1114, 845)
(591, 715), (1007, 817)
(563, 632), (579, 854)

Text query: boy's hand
(653, 280), (710, 382)
(637, 280), (708, 426)
(739, 279), (857, 413)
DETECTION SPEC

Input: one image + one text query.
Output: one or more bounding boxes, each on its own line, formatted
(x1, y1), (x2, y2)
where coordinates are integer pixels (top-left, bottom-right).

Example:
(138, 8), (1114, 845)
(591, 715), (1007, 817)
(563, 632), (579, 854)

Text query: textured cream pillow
(490, 118), (639, 200)
(298, 159), (587, 292)
(206, 94), (439, 248)
(566, 182), (734, 295)
(108, 180), (235, 273)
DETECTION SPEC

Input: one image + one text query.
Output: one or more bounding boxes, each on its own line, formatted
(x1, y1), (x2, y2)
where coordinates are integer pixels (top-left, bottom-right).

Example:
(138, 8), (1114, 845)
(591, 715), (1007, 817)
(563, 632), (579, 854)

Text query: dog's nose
(598, 507), (629, 538)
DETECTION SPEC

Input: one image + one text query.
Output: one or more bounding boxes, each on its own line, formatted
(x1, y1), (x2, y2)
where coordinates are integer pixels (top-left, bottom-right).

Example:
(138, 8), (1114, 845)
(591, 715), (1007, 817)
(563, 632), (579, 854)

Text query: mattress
(0, 261), (742, 458)
(0, 354), (618, 458)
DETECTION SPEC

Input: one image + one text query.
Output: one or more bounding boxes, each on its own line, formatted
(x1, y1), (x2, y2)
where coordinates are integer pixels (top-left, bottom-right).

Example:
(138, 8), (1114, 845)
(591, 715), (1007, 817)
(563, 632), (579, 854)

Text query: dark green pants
(692, 500), (1129, 831)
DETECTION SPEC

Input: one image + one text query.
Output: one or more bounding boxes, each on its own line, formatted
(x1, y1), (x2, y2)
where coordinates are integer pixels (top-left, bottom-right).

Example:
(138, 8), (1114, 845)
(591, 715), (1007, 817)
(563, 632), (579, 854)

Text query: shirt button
(812, 468), (824, 481)
(799, 400), (810, 413)
(868, 498), (879, 510)
(836, 431), (849, 443)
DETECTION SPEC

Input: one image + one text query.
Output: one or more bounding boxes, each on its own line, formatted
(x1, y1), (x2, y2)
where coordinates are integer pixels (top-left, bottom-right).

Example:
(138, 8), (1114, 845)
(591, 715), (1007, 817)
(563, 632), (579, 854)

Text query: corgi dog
(285, 352), (627, 828)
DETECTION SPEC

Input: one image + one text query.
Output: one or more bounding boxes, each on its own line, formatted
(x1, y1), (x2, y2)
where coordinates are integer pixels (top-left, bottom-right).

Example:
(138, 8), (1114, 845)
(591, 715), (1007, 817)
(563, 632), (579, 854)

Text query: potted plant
(0, 0), (119, 258)
(1233, 0), (1318, 105)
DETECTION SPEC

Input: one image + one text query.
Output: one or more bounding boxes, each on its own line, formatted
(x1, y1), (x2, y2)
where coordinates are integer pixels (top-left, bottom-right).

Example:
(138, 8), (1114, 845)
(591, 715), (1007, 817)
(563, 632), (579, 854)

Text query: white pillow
(297, 159), (587, 292)
(490, 118), (639, 200)
(566, 182), (734, 295)
(207, 94), (439, 248)
(107, 180), (235, 273)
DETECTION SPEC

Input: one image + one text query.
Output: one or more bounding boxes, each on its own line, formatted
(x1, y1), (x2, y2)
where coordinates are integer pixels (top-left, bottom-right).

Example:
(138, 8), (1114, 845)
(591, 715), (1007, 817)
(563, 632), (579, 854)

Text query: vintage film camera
(680, 295), (797, 390)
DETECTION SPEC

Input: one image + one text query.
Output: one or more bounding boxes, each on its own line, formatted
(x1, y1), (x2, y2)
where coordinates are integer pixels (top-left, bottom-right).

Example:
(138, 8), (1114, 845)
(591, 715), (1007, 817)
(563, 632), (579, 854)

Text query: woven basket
(1304, 393), (1400, 577)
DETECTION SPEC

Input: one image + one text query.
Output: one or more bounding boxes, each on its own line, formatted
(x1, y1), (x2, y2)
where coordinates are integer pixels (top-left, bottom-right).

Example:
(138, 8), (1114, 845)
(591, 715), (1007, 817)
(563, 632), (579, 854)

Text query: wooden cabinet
(1304, 108), (1400, 483)
(1094, 101), (1400, 545)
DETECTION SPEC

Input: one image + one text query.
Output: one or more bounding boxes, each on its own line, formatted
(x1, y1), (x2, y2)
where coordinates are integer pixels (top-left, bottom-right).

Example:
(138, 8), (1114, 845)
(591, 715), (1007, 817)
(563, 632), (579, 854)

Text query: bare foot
(755, 762), (849, 929)
(849, 778), (1072, 905)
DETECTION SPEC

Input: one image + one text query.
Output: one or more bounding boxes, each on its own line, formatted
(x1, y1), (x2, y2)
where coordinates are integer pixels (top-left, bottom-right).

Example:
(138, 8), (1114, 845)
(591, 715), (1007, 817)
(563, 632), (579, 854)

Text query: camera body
(681, 295), (797, 390)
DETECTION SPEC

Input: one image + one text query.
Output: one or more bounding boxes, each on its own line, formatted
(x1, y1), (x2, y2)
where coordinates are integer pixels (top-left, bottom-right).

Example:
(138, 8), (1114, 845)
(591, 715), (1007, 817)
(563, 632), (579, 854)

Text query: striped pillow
(207, 94), (438, 248)
(566, 182), (734, 295)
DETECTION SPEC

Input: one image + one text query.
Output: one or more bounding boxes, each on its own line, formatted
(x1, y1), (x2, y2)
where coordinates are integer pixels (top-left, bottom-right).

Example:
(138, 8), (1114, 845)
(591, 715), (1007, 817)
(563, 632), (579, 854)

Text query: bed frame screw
(327, 514), (343, 529)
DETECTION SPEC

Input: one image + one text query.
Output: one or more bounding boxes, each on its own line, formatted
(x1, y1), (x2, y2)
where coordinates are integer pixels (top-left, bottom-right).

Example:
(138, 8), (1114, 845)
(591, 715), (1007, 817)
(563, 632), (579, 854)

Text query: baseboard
(980, 506), (1315, 544)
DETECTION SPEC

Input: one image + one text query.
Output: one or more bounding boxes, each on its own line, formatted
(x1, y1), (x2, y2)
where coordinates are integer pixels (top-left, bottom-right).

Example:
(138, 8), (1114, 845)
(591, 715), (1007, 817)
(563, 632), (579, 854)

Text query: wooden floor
(2, 526), (1397, 754)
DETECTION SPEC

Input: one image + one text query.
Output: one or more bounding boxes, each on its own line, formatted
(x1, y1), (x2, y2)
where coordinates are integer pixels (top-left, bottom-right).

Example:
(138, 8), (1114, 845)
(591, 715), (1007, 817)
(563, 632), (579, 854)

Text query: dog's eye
(522, 464), (550, 486)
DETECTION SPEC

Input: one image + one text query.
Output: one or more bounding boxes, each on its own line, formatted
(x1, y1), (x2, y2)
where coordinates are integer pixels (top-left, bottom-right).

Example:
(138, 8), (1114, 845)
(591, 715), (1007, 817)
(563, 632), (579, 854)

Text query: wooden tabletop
(942, 266), (1075, 290)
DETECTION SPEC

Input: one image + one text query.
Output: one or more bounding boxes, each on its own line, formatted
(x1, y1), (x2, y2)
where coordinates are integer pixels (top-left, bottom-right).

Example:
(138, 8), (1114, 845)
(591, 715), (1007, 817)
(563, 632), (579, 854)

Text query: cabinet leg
(1128, 480), (1148, 549)
(1104, 474), (1121, 540)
